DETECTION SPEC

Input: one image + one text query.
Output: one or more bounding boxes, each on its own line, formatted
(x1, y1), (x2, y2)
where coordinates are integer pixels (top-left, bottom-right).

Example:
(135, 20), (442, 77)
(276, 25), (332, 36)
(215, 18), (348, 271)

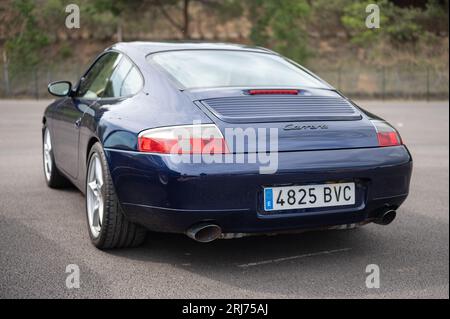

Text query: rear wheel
(86, 142), (147, 249)
(42, 127), (69, 188)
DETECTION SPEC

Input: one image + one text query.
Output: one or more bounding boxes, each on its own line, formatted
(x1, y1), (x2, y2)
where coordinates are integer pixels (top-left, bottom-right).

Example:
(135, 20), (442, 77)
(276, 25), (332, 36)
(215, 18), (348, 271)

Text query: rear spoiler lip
(182, 86), (335, 100)
(180, 85), (336, 94)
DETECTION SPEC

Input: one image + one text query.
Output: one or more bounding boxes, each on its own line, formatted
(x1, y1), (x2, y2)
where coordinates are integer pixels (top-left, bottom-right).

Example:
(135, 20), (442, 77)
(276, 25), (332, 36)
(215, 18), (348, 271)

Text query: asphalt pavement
(0, 99), (448, 299)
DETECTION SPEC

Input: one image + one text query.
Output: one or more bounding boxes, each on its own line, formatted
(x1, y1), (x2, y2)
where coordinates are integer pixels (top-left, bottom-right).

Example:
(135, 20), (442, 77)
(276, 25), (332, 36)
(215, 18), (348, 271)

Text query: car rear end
(104, 48), (413, 241)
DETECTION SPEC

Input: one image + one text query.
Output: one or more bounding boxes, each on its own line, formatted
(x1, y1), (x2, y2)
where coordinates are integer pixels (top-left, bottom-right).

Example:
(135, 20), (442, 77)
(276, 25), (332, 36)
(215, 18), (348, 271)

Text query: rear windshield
(148, 50), (328, 90)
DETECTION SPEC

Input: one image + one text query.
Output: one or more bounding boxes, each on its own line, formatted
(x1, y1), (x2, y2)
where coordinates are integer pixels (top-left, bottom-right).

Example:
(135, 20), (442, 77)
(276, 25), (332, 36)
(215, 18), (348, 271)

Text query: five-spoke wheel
(86, 142), (147, 249)
(42, 127), (68, 188)
(86, 153), (104, 238)
(43, 128), (53, 182)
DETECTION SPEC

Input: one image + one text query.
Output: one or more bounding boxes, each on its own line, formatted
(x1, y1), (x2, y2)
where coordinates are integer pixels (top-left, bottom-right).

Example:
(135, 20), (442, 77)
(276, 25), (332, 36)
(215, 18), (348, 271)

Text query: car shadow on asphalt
(105, 210), (449, 297)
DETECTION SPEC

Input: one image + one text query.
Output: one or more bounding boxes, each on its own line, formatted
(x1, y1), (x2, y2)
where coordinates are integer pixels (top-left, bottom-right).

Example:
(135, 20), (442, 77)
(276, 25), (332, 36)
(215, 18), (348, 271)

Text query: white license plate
(263, 182), (356, 211)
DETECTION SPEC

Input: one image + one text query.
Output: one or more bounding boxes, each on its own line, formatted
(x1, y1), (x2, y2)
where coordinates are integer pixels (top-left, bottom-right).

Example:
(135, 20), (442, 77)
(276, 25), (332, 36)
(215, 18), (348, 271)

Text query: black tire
(86, 142), (147, 249)
(42, 126), (70, 188)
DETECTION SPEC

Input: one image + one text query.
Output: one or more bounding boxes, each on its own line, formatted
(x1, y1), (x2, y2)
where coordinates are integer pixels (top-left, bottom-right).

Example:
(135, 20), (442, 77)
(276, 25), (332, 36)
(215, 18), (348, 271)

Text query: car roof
(111, 41), (274, 56)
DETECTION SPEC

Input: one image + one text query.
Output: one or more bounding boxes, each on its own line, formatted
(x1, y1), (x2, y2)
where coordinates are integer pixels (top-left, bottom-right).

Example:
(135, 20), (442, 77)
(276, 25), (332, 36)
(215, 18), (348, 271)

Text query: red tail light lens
(248, 89), (298, 95)
(138, 124), (229, 154)
(377, 131), (402, 147)
(372, 120), (402, 147)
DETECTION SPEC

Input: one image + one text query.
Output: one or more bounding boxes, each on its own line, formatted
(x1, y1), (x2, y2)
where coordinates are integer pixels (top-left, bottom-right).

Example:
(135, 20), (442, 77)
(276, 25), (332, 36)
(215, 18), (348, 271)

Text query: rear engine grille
(201, 95), (362, 123)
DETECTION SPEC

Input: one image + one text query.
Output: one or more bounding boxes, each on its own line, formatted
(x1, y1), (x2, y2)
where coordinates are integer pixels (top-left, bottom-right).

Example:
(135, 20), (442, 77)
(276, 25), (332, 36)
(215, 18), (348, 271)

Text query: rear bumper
(104, 146), (412, 234)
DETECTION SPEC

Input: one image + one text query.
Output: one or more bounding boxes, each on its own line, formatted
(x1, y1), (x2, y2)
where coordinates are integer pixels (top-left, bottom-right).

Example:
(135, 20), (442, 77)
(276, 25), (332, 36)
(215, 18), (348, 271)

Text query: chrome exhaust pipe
(186, 223), (222, 243)
(374, 209), (397, 225)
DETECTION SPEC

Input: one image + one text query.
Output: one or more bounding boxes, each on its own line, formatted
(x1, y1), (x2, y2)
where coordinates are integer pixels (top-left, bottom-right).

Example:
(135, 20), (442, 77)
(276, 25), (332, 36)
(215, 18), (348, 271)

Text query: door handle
(75, 118), (82, 128)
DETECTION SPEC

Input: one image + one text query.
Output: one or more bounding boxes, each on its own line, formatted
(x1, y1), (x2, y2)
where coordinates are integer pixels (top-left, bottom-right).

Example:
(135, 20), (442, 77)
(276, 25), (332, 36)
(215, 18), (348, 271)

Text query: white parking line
(237, 248), (352, 268)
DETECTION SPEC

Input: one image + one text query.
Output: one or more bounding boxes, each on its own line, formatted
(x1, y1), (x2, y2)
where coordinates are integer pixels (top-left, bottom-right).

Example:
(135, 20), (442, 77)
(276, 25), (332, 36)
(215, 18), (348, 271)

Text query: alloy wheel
(43, 128), (52, 181)
(86, 153), (104, 238)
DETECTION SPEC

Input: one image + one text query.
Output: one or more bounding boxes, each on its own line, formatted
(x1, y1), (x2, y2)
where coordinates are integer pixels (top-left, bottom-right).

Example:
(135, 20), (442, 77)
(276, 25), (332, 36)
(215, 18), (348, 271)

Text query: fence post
(381, 66), (386, 101)
(47, 69), (51, 88)
(2, 51), (10, 97)
(426, 67), (430, 102)
(77, 62), (82, 79)
(34, 69), (39, 100)
(337, 67), (342, 91)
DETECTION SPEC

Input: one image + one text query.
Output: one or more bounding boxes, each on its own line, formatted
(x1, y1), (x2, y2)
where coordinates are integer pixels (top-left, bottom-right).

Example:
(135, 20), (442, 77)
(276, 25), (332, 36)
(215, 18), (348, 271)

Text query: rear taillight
(372, 120), (402, 147)
(138, 124), (229, 154)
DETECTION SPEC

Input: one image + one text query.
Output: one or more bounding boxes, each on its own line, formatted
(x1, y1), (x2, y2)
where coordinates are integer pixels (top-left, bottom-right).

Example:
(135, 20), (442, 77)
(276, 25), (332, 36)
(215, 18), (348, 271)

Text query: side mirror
(48, 81), (72, 97)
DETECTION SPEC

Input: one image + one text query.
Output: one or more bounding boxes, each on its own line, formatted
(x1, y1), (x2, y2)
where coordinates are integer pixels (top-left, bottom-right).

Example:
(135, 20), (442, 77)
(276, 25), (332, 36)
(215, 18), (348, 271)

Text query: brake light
(248, 89), (298, 95)
(372, 120), (402, 147)
(138, 124), (229, 154)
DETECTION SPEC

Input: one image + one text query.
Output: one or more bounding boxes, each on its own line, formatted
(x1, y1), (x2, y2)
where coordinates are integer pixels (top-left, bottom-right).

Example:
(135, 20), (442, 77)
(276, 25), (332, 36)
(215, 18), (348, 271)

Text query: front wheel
(42, 127), (69, 188)
(86, 142), (147, 249)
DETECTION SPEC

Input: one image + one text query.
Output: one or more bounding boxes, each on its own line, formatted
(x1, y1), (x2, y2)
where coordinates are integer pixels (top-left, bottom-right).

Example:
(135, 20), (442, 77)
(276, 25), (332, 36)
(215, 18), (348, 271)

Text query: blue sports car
(43, 42), (412, 249)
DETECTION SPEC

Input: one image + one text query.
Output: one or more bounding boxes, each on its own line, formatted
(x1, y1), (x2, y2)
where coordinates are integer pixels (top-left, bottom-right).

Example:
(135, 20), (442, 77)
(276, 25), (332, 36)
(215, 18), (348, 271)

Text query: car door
(52, 52), (121, 179)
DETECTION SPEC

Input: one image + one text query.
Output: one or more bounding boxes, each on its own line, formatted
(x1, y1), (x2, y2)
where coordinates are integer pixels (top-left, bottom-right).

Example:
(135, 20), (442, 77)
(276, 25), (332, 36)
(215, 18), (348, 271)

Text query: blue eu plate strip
(264, 188), (273, 211)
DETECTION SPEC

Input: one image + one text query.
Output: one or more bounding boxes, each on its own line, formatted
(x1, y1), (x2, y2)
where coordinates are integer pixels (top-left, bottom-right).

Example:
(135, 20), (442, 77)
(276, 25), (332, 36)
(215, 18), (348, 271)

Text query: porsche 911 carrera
(43, 42), (412, 249)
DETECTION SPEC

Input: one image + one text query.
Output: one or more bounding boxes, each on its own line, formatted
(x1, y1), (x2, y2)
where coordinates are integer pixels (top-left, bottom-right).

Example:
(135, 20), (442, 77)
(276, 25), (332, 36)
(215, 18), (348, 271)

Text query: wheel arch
(86, 136), (101, 163)
(42, 116), (48, 137)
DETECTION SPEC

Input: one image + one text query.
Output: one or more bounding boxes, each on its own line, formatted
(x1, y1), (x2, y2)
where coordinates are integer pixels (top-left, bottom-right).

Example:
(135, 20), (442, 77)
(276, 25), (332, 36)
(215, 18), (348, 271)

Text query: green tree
(152, 0), (242, 39)
(247, 0), (311, 63)
(89, 0), (143, 41)
(88, 0), (241, 40)
(341, 0), (424, 45)
(341, 0), (387, 45)
(5, 0), (49, 74)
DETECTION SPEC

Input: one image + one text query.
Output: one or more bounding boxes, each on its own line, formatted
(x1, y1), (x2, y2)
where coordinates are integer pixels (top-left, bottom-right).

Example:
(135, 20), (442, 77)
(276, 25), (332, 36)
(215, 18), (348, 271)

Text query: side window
(121, 66), (142, 96)
(103, 56), (143, 98)
(77, 52), (121, 99)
